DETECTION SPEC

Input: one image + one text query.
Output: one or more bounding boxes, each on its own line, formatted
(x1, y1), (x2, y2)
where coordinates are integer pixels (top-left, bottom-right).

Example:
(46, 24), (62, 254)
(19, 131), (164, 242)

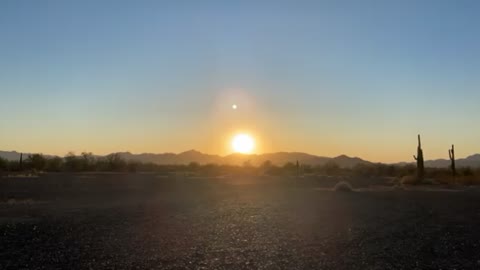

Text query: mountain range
(1, 150), (479, 168)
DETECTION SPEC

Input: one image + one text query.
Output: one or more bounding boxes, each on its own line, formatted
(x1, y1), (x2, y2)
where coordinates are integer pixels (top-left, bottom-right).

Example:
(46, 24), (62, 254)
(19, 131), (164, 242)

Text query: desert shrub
(425, 167), (450, 179)
(26, 154), (47, 171)
(188, 162), (200, 172)
(80, 152), (96, 171)
(456, 176), (474, 186)
(105, 153), (127, 171)
(352, 163), (375, 176)
(354, 163), (397, 177)
(137, 162), (160, 172)
(64, 152), (83, 171)
(46, 156), (63, 171)
(323, 161), (341, 176)
(333, 181), (354, 192)
(265, 165), (282, 176)
(127, 160), (141, 172)
(283, 162), (296, 171)
(6, 160), (21, 171)
(401, 175), (419, 185)
(302, 164), (313, 174)
(460, 167), (474, 176)
(199, 163), (219, 176)
(396, 164), (416, 177)
(257, 162), (286, 176)
(381, 164), (397, 176)
(0, 157), (7, 171)
(259, 160), (273, 175)
(279, 162), (298, 176)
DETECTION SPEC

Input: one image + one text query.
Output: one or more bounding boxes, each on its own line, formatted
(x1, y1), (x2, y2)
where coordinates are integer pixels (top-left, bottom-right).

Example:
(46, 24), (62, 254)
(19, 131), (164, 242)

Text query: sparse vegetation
(0, 157), (7, 171)
(333, 181), (354, 192)
(0, 151), (479, 185)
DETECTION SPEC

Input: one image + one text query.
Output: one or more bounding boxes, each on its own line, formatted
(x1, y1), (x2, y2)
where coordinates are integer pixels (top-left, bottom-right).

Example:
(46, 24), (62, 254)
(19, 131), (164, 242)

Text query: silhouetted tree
(81, 152), (96, 171)
(64, 152), (82, 171)
(324, 160), (340, 175)
(0, 157), (7, 171)
(46, 156), (63, 171)
(302, 164), (313, 174)
(26, 154), (47, 171)
(106, 153), (126, 171)
(259, 160), (273, 174)
(352, 163), (374, 176)
(243, 160), (252, 168)
(127, 160), (140, 172)
(188, 162), (200, 172)
(283, 162), (296, 171)
(461, 167), (473, 176)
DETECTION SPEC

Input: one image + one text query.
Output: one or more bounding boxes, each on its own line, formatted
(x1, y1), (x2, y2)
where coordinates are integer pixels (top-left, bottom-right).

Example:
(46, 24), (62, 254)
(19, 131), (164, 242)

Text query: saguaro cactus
(413, 134), (424, 181)
(19, 153), (23, 170)
(449, 144), (456, 177)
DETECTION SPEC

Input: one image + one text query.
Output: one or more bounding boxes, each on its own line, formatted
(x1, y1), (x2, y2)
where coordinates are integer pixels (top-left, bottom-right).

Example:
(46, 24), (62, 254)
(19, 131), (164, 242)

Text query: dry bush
(400, 175), (418, 185)
(455, 175), (480, 186)
(333, 181), (354, 192)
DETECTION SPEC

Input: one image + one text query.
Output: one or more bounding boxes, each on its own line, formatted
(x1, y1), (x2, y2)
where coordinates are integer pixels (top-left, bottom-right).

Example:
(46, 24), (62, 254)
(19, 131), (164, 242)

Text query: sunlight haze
(1, 0), (480, 162)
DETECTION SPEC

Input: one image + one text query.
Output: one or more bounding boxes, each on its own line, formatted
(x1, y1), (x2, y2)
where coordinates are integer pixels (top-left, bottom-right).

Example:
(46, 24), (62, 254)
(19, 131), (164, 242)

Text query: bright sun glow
(232, 134), (255, 154)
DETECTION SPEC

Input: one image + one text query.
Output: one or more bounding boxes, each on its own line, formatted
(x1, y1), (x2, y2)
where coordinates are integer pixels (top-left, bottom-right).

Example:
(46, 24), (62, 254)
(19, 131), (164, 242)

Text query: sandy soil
(1, 173), (480, 269)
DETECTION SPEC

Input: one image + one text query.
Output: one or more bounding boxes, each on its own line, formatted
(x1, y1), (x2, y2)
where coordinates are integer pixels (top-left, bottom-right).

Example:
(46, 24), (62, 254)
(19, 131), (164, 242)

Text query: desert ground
(1, 173), (480, 269)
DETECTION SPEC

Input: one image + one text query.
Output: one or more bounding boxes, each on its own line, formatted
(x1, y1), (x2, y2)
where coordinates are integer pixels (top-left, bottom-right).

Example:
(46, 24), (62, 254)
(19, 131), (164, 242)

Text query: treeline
(0, 153), (148, 173)
(0, 153), (478, 179)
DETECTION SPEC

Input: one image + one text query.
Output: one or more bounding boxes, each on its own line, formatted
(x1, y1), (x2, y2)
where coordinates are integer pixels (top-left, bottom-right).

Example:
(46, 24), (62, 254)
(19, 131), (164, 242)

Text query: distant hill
(0, 151), (27, 161)
(0, 150), (370, 168)
(116, 150), (222, 165)
(115, 150), (371, 168)
(2, 150), (479, 168)
(394, 154), (480, 168)
(423, 154), (480, 168)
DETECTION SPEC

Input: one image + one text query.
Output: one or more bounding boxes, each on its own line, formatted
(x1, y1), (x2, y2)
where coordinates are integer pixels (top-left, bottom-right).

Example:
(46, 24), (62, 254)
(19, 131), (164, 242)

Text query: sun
(232, 134), (255, 154)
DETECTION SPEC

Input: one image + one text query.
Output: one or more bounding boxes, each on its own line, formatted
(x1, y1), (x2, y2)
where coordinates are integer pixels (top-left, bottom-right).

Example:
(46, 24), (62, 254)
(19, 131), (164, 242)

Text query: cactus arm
(413, 155), (417, 160)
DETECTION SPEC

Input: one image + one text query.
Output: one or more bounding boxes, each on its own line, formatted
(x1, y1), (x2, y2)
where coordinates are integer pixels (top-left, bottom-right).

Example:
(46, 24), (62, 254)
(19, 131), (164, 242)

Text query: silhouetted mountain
(110, 151), (368, 168)
(0, 151), (25, 161)
(423, 154), (480, 168)
(0, 151), (56, 161)
(332, 155), (371, 168)
(222, 152), (332, 166)
(2, 149), (479, 168)
(392, 154), (480, 168)
(116, 150), (222, 165)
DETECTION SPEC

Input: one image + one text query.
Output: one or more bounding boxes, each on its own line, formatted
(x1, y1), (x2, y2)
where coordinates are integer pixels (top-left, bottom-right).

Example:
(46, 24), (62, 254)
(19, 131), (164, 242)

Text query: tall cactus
(413, 134), (424, 180)
(449, 144), (456, 177)
(19, 153), (23, 170)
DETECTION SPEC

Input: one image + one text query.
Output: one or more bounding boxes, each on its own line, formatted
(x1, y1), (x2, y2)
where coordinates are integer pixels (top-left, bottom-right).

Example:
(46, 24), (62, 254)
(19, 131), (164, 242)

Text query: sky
(1, 0), (479, 163)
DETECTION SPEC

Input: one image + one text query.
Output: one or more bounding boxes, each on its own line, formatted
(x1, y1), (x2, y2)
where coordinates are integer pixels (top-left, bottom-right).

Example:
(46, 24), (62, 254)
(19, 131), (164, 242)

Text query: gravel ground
(1, 174), (480, 269)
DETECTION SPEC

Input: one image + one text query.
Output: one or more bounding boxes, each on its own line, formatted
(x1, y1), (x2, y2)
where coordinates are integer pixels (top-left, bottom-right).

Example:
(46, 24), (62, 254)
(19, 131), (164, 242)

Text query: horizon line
(1, 149), (479, 165)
